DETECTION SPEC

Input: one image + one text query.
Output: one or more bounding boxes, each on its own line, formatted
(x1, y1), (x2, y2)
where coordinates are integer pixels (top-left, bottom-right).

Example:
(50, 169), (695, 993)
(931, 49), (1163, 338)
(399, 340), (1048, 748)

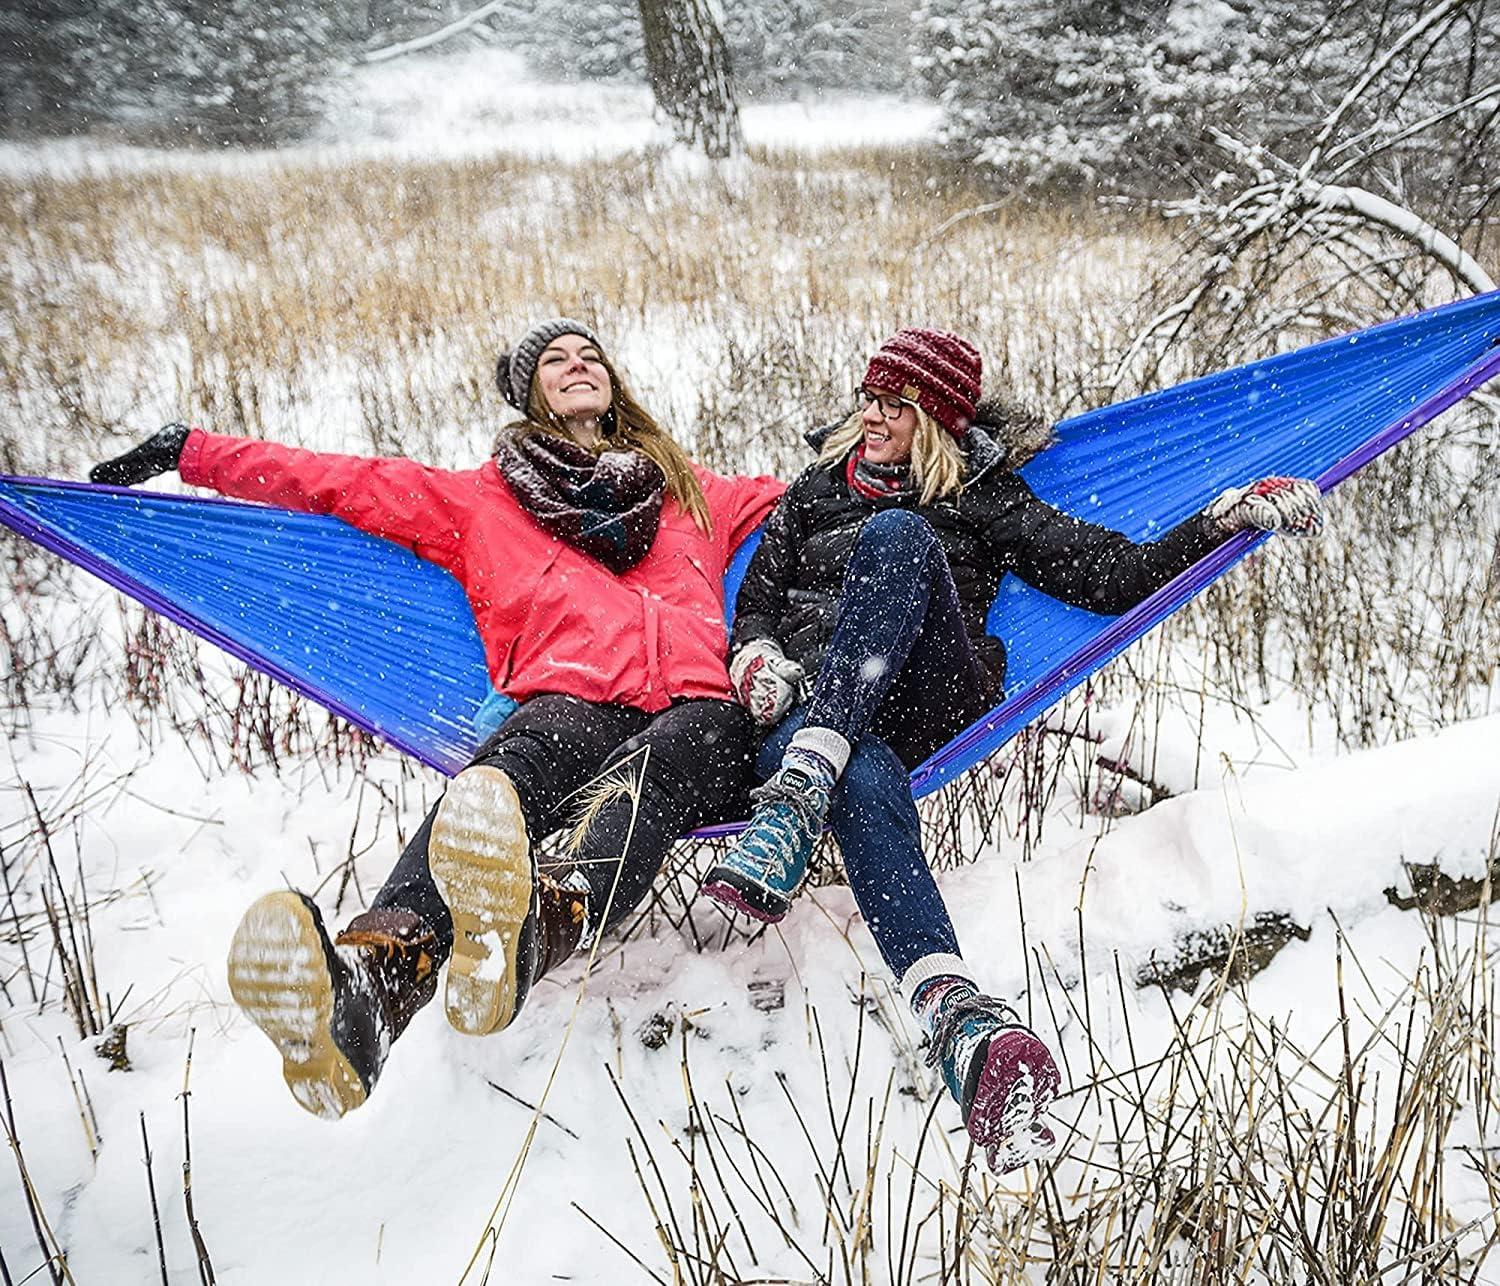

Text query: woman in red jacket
(92, 319), (783, 1120)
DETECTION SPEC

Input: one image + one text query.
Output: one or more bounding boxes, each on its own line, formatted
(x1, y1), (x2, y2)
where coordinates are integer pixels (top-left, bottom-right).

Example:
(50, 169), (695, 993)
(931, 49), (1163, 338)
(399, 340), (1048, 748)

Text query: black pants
(372, 695), (754, 960)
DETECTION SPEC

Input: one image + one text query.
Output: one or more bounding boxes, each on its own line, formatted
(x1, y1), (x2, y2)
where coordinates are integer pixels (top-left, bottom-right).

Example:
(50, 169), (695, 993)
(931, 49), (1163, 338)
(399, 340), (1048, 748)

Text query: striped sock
(781, 744), (839, 790)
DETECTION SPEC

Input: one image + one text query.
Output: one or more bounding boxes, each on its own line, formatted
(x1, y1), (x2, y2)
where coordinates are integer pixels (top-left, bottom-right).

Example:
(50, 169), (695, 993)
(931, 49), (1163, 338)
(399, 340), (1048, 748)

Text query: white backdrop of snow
(4, 639), (1500, 1279)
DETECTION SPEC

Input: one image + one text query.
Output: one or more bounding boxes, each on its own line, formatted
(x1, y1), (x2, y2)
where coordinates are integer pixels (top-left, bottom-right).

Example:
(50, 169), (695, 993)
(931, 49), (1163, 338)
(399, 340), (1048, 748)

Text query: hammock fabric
(4, 290), (1500, 839)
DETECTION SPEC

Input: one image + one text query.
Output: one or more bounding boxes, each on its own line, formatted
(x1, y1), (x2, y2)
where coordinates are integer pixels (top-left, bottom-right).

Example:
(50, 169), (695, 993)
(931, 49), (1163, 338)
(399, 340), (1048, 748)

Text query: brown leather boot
(533, 867), (592, 981)
(335, 906), (441, 1032)
(227, 893), (437, 1120)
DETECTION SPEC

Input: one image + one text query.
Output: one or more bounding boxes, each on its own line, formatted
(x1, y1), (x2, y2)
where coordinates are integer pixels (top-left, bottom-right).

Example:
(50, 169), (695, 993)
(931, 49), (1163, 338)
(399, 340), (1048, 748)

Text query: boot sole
(965, 1028), (1060, 1174)
(428, 766), (532, 1036)
(226, 891), (366, 1121)
(700, 872), (789, 923)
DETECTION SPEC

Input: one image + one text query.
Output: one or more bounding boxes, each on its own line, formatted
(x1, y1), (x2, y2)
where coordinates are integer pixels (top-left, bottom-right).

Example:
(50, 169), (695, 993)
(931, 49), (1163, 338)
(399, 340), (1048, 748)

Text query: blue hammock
(3, 290), (1500, 836)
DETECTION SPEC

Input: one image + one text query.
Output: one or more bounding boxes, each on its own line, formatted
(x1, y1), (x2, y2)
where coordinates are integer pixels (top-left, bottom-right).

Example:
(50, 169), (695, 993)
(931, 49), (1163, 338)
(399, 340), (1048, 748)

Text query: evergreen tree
(1, 0), (352, 145)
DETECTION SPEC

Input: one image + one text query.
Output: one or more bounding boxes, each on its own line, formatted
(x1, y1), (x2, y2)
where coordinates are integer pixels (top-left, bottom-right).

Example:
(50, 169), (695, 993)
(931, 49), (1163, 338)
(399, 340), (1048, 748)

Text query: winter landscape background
(3, 3), (1500, 1282)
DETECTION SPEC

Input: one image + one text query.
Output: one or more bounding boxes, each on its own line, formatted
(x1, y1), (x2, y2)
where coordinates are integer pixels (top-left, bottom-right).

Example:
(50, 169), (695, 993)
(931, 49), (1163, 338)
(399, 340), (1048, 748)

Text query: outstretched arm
(990, 473), (1323, 616)
(92, 424), (470, 565)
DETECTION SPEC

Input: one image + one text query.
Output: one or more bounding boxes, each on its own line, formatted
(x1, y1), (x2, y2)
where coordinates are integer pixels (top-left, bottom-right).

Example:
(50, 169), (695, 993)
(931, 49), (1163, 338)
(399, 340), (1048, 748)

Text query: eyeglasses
(858, 387), (914, 420)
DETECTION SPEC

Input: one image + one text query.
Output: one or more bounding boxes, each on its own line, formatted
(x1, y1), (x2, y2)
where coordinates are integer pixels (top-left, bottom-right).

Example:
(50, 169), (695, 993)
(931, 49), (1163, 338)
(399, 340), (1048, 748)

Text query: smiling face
(860, 387), (918, 465)
(535, 333), (613, 424)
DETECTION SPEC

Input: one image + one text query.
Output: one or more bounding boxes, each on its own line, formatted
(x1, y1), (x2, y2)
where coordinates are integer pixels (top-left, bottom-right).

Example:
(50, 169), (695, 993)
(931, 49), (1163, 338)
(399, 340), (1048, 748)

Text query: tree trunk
(637, 0), (743, 159)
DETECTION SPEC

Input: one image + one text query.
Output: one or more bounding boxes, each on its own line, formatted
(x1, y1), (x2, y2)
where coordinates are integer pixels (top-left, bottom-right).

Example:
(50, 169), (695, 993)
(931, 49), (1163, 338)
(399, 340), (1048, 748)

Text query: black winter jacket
(730, 421), (1224, 690)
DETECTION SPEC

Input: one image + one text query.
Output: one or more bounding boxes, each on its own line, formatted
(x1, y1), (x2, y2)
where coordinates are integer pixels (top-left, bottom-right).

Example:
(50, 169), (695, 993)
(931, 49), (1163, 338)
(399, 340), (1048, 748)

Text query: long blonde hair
(817, 405), (966, 505)
(506, 353), (711, 532)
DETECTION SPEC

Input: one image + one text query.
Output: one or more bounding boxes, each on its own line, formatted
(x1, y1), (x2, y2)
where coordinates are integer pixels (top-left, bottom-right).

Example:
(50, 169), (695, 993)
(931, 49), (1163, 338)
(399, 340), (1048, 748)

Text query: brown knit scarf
(494, 431), (666, 573)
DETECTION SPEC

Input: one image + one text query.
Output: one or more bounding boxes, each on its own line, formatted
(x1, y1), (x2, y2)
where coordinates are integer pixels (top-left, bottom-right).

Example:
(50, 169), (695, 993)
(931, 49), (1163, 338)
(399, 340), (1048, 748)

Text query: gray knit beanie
(495, 318), (604, 412)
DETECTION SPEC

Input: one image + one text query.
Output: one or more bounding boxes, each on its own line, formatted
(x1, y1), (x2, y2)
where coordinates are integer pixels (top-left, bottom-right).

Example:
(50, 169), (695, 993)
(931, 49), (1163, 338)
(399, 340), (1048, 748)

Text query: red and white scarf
(845, 445), (916, 503)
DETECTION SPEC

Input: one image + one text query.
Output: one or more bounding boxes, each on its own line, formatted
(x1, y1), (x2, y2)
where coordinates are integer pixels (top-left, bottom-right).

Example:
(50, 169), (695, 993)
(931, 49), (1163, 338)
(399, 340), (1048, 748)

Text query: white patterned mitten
(1206, 476), (1325, 539)
(730, 639), (805, 729)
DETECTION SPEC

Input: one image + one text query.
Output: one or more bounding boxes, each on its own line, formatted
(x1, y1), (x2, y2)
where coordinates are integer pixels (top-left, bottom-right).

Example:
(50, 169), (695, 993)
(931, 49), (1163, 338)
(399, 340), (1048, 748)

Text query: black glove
(89, 423), (191, 486)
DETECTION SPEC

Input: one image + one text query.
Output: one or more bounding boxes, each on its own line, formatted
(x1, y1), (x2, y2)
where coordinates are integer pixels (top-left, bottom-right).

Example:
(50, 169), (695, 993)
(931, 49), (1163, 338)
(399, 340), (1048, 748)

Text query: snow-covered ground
(5, 641), (1500, 1281)
(322, 46), (941, 158)
(0, 46), (940, 178)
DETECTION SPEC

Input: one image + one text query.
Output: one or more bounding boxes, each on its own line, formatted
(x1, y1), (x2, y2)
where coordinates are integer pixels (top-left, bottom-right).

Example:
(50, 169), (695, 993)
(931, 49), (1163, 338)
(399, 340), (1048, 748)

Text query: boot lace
(748, 769), (829, 838)
(925, 993), (1023, 1069)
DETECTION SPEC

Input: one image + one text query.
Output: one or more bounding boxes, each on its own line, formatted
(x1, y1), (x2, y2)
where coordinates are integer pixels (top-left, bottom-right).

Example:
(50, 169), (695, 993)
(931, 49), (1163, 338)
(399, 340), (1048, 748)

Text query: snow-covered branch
(1312, 184), (1496, 294)
(1303, 0), (1465, 171)
(1325, 82), (1500, 173)
(362, 0), (505, 64)
(1109, 175), (1494, 394)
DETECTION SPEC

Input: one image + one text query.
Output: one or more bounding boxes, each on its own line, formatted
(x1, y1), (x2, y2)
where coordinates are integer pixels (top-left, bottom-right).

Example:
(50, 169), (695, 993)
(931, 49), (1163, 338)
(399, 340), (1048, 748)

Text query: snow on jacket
(179, 430), (785, 712)
(730, 413), (1224, 689)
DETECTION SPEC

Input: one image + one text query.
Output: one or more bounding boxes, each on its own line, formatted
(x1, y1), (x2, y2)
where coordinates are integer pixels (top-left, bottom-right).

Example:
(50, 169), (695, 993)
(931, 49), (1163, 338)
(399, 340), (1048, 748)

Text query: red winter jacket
(178, 430), (785, 712)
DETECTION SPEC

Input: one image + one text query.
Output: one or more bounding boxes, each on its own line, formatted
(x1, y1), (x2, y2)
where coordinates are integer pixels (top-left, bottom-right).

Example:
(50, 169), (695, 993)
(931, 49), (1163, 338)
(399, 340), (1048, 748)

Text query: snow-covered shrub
(913, 0), (1498, 192)
(1, 0), (354, 145)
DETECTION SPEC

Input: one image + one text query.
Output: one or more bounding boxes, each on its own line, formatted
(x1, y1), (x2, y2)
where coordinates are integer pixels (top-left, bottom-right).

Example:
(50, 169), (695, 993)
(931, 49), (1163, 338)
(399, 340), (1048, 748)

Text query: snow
(1013, 712), (1500, 967)
(5, 633), (1500, 1279)
(4, 41), (1499, 1284)
(474, 931), (508, 981)
(0, 48), (939, 178)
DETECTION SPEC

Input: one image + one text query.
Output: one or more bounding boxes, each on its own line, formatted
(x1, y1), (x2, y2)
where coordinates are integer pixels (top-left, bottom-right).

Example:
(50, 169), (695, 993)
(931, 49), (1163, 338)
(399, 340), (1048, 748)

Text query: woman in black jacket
(701, 327), (1323, 1172)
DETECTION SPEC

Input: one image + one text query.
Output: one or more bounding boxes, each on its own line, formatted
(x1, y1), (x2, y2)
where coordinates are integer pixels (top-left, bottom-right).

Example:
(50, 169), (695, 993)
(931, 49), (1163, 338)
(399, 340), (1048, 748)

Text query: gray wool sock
(785, 726), (851, 778)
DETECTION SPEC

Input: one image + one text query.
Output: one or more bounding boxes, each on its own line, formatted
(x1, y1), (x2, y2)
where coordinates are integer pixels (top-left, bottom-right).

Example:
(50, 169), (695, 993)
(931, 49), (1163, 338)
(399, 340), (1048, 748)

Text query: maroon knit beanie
(863, 328), (982, 438)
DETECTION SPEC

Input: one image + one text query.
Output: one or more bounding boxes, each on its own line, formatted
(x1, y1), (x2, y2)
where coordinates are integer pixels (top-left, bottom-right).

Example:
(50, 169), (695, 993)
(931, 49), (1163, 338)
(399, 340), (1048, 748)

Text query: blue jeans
(760, 712), (957, 978)
(764, 509), (996, 979)
(803, 509), (996, 769)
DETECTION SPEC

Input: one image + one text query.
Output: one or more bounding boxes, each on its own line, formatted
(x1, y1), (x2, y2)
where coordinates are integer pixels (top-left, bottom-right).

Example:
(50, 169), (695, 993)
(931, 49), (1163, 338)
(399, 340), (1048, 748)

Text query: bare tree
(363, 0), (504, 64)
(1107, 0), (1500, 393)
(638, 0), (743, 158)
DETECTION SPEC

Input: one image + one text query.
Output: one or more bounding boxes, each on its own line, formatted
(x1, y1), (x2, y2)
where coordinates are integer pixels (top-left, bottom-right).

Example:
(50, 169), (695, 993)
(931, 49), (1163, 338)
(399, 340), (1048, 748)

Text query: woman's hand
(730, 638), (805, 729)
(89, 423), (190, 486)
(1205, 476), (1324, 538)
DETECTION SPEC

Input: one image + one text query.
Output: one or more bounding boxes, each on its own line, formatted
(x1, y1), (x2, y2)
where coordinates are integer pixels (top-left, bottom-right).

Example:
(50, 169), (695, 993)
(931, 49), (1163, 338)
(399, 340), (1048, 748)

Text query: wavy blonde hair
(505, 351), (711, 532)
(817, 405), (966, 505)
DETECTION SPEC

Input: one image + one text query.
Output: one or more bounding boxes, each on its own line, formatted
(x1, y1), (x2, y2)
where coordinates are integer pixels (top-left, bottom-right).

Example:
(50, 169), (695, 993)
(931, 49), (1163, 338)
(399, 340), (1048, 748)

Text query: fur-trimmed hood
(968, 394), (1056, 472)
(804, 392), (1055, 482)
